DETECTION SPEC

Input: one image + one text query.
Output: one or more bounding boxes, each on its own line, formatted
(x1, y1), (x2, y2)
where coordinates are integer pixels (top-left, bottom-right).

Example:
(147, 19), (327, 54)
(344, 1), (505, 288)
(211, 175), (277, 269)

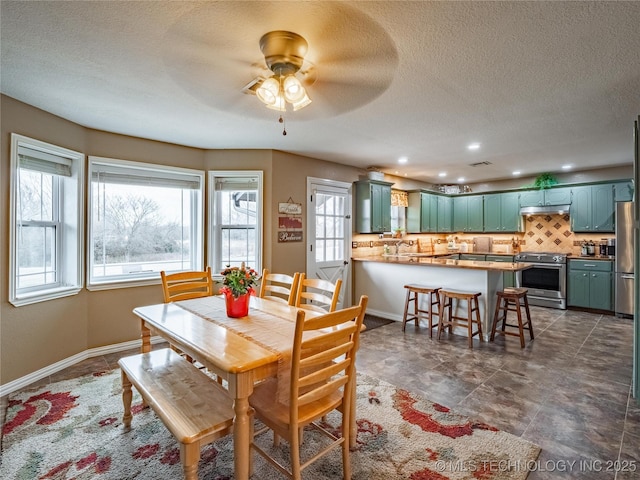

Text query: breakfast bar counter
(352, 255), (532, 340)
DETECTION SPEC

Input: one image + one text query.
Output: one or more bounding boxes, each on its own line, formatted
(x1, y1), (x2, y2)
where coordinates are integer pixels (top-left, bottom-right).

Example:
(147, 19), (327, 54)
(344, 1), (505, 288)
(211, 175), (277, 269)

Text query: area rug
(1, 369), (540, 479)
(363, 314), (395, 331)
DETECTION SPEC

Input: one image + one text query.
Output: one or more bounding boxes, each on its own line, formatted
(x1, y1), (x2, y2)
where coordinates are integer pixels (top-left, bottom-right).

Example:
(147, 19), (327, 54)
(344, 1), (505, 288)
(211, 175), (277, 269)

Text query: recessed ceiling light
(438, 172), (447, 177)
(457, 177), (465, 182)
(562, 164), (572, 170)
(467, 143), (481, 151)
(398, 156), (408, 164)
(513, 171), (521, 176)
(395, 170), (399, 174)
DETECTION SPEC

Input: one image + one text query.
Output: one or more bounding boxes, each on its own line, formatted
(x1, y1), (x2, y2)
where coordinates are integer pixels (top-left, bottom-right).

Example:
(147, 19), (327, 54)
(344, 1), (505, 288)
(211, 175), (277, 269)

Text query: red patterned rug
(1, 369), (539, 479)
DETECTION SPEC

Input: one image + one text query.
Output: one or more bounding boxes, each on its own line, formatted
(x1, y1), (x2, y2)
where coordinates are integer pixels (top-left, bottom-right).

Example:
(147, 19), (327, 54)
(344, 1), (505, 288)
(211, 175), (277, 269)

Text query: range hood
(519, 204), (571, 215)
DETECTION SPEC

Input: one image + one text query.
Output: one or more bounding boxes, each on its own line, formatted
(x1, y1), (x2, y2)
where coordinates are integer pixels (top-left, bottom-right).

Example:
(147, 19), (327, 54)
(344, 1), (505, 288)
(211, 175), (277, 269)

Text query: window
(209, 171), (263, 276)
(88, 157), (204, 288)
(9, 134), (84, 306)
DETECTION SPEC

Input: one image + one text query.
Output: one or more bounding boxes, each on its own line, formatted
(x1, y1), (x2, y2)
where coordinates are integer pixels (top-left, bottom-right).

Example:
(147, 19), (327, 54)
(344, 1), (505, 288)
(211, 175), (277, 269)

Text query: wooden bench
(118, 348), (234, 480)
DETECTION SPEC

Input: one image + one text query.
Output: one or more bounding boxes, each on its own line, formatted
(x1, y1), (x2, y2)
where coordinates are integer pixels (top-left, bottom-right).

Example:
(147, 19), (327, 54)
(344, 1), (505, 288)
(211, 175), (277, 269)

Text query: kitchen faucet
(395, 240), (412, 254)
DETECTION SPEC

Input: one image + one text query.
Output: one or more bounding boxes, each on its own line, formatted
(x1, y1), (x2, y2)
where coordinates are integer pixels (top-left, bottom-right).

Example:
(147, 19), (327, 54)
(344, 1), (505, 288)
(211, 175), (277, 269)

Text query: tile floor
(357, 307), (639, 480)
(2, 306), (638, 479)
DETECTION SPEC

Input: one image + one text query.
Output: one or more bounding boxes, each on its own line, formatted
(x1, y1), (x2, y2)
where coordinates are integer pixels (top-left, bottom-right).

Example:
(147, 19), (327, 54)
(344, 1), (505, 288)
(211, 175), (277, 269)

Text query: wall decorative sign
(278, 197), (303, 242)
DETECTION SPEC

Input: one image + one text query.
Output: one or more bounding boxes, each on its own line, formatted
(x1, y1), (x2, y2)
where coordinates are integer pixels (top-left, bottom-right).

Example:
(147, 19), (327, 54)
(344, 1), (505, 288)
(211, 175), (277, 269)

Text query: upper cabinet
(484, 192), (522, 232)
(452, 195), (484, 232)
(407, 191), (438, 233)
(614, 180), (634, 202)
(519, 187), (572, 207)
(354, 180), (394, 233)
(437, 195), (453, 233)
(570, 184), (614, 232)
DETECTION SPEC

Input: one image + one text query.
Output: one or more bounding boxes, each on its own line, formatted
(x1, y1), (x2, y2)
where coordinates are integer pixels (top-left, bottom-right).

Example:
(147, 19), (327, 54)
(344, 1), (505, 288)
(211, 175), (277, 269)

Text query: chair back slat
(161, 267), (213, 303)
(295, 273), (343, 313)
(258, 269), (300, 305)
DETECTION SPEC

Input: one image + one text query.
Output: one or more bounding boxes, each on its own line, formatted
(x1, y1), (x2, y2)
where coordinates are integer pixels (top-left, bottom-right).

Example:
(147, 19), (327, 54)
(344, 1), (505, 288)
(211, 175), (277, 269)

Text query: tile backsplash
(352, 213), (614, 257)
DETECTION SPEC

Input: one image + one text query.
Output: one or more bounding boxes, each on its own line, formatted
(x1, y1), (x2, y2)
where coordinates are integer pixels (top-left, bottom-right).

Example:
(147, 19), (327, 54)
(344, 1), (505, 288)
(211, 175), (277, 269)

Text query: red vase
(223, 289), (252, 318)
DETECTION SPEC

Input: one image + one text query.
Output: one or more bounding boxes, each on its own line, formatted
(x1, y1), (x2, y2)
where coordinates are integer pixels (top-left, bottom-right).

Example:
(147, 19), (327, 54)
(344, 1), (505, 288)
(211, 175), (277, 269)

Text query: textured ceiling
(1, 1), (639, 184)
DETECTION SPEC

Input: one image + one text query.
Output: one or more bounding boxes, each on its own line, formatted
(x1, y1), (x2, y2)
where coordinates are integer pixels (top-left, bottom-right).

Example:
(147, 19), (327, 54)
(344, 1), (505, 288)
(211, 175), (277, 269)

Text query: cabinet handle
(583, 264), (597, 267)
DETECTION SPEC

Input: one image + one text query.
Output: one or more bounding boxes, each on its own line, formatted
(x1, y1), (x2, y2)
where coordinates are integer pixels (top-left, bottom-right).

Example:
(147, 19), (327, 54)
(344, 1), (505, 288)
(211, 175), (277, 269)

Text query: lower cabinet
(486, 255), (516, 288)
(568, 259), (613, 310)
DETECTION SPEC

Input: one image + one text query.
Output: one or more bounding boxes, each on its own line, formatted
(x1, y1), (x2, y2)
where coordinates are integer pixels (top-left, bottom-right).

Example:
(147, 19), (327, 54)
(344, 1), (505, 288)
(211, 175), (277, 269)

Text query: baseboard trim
(0, 336), (166, 397)
(365, 307), (401, 322)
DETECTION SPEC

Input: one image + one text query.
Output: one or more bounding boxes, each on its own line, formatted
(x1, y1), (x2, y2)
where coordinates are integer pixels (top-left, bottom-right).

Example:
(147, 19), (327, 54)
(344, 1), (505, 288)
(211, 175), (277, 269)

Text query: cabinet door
(590, 272), (613, 310)
(452, 197), (468, 232)
(483, 193), (502, 232)
(591, 184), (614, 232)
(380, 184), (392, 232)
(370, 183), (384, 232)
(406, 191), (422, 233)
(519, 190), (544, 207)
(427, 194), (438, 232)
(568, 270), (590, 307)
(437, 196), (452, 232)
(467, 195), (484, 232)
(570, 186), (592, 232)
(500, 192), (522, 231)
(544, 187), (572, 205)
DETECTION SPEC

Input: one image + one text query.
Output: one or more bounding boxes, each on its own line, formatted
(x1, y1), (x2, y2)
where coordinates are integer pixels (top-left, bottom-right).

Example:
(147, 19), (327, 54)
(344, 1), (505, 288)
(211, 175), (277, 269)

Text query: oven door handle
(524, 263), (565, 269)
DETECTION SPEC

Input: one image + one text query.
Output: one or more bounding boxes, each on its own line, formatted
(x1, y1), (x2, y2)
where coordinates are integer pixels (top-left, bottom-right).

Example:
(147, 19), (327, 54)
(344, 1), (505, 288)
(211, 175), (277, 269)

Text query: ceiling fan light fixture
(256, 77), (280, 106)
(291, 91), (312, 111)
(255, 30), (312, 114)
(283, 75), (305, 102)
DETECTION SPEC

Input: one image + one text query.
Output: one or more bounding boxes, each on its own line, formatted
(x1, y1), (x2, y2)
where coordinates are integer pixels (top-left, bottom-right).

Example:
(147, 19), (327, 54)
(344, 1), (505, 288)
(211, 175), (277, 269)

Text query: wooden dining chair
(160, 267), (214, 303)
(258, 269), (300, 306)
(160, 267), (214, 372)
(294, 273), (342, 313)
(249, 295), (368, 480)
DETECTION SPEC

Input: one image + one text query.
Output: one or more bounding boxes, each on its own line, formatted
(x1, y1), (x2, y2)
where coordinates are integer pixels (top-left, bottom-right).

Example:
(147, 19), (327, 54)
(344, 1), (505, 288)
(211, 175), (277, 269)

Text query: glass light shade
(266, 93), (286, 111)
(283, 75), (306, 103)
(291, 91), (312, 111)
(256, 77), (280, 106)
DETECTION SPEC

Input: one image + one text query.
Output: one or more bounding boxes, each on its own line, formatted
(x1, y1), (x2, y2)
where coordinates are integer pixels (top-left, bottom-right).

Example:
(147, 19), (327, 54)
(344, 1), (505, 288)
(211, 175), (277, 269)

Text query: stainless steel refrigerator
(615, 201), (635, 317)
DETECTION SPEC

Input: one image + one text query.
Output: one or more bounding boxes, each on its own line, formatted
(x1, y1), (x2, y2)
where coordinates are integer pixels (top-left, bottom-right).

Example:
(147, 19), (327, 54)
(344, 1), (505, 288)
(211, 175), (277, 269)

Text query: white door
(306, 178), (352, 308)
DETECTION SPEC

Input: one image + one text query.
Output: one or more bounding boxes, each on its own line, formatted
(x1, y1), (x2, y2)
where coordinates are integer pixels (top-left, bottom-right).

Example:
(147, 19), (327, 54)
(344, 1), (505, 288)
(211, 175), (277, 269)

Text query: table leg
(228, 372), (254, 480)
(140, 319), (151, 353)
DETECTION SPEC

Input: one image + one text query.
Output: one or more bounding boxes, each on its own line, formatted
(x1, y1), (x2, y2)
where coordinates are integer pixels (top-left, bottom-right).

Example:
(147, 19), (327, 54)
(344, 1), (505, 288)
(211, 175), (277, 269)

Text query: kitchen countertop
(351, 255), (533, 272)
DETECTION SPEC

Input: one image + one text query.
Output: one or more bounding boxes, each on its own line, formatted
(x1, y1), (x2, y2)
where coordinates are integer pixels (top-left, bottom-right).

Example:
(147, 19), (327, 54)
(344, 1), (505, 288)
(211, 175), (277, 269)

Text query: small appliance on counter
(606, 238), (616, 257)
(472, 236), (492, 253)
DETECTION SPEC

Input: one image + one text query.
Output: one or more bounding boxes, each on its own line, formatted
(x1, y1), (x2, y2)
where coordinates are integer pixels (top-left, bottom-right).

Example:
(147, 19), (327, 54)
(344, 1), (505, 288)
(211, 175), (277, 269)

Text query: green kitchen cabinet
(570, 184), (614, 232)
(354, 180), (393, 233)
(568, 259), (613, 310)
(486, 255), (516, 288)
(437, 195), (453, 233)
(453, 195), (484, 232)
(484, 192), (522, 232)
(614, 180), (634, 202)
(407, 190), (438, 233)
(519, 187), (572, 207)
(460, 254), (485, 261)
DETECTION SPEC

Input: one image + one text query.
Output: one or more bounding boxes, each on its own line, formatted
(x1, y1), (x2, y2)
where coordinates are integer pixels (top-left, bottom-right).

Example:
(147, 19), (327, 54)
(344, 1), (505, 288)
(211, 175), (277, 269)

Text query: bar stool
(402, 284), (441, 336)
(438, 289), (483, 349)
(490, 287), (534, 348)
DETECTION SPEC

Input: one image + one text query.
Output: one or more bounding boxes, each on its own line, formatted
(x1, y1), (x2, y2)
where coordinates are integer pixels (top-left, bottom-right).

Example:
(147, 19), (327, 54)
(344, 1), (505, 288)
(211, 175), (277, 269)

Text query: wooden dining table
(133, 295), (327, 480)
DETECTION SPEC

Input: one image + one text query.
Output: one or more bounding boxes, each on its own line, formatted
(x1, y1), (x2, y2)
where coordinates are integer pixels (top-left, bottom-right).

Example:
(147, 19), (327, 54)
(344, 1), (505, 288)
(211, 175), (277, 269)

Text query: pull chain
(279, 115), (287, 135)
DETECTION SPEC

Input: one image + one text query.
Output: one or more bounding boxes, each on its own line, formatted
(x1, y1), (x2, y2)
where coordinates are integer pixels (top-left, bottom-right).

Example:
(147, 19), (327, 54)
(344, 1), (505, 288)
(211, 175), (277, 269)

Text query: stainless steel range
(515, 252), (568, 309)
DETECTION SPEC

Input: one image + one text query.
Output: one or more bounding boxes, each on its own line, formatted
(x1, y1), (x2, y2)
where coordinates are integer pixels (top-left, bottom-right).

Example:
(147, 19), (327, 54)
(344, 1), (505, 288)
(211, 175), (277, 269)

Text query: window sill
(10, 286), (83, 307)
(86, 277), (161, 291)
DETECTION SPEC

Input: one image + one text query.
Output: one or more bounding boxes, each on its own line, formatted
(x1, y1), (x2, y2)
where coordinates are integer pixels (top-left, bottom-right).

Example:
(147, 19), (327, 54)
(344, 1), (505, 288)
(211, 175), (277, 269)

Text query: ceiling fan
(162, 2), (399, 119)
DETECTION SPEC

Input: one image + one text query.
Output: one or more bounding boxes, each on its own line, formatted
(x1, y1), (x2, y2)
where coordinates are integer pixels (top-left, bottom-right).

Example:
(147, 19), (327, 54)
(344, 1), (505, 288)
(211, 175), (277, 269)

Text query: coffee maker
(606, 238), (616, 257)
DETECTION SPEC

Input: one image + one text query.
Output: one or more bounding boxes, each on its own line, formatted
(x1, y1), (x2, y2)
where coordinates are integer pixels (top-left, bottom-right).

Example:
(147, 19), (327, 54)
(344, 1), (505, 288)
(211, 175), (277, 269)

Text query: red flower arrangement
(219, 264), (259, 298)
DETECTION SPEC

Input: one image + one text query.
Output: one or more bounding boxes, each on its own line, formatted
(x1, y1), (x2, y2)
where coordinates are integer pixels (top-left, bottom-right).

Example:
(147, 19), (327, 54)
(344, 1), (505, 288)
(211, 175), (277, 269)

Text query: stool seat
(490, 288), (534, 348)
(402, 284), (441, 336)
(437, 289), (483, 348)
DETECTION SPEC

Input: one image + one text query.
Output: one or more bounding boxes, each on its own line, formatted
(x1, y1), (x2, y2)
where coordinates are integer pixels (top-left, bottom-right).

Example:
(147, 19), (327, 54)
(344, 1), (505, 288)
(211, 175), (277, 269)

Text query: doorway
(306, 178), (352, 308)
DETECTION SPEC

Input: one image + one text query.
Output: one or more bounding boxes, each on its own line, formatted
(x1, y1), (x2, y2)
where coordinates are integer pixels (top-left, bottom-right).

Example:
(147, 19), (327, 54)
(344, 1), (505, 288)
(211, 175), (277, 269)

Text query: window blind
(91, 163), (201, 189)
(18, 146), (72, 177)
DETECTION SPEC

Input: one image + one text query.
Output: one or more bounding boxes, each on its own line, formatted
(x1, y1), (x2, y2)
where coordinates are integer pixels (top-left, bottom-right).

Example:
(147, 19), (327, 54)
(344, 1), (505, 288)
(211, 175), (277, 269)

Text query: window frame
(208, 170), (263, 279)
(9, 133), (84, 306)
(87, 156), (205, 290)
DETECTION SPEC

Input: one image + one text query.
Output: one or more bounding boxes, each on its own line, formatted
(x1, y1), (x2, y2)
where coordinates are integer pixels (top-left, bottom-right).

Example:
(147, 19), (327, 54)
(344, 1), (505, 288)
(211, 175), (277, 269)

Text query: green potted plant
(533, 173), (558, 189)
